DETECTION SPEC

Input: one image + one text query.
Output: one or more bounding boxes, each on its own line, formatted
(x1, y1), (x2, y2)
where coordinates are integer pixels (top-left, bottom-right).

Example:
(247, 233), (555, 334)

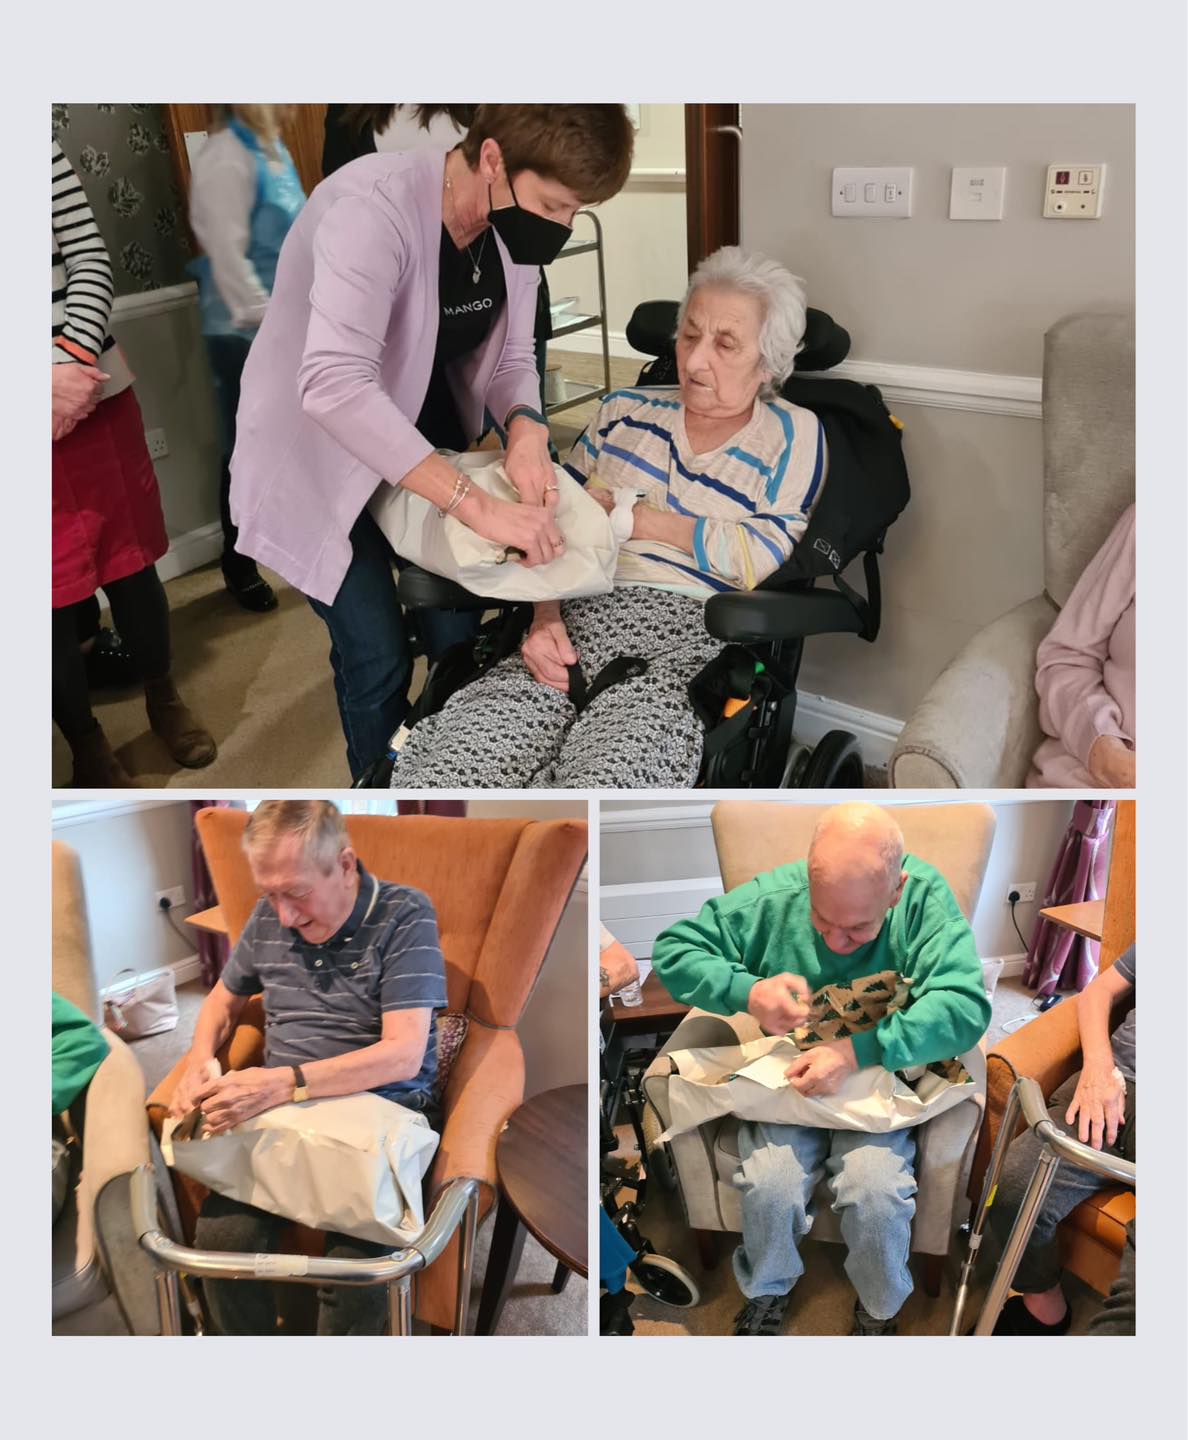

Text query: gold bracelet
(437, 474), (472, 518)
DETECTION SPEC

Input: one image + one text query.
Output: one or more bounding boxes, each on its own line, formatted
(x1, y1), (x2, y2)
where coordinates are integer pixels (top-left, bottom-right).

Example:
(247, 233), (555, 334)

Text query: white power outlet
(145, 428), (169, 460)
(155, 885), (186, 911)
(1006, 881), (1037, 905)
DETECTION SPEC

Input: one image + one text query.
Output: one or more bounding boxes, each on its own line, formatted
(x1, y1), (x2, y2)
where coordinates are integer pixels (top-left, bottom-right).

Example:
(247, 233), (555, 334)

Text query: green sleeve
(651, 895), (759, 1017)
(850, 914), (991, 1072)
(52, 992), (110, 1113)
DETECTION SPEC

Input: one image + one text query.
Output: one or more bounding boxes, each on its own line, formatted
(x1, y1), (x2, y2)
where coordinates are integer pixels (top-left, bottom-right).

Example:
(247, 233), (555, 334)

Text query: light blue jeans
(733, 1121), (918, 1321)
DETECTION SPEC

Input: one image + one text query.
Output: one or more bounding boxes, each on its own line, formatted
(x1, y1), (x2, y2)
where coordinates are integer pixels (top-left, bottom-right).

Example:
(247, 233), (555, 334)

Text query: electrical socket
(155, 885), (185, 911)
(1006, 880), (1037, 905)
(145, 428), (169, 460)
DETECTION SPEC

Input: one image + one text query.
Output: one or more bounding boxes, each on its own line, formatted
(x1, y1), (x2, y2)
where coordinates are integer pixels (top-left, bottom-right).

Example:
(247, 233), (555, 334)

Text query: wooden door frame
(684, 104), (740, 274)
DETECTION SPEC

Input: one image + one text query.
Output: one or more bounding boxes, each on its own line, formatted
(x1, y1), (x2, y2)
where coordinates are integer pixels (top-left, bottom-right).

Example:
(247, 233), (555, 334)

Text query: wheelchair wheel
(630, 1251), (701, 1308)
(798, 729), (865, 788)
(780, 742), (813, 788)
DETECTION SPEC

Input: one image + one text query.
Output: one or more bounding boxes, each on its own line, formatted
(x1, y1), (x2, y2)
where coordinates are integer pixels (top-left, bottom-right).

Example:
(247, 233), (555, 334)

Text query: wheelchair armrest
(397, 565), (493, 613)
(704, 587), (864, 642)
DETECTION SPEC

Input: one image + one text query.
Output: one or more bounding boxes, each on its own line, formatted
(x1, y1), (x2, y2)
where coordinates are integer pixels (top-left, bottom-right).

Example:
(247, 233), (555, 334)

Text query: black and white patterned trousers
(391, 587), (722, 788)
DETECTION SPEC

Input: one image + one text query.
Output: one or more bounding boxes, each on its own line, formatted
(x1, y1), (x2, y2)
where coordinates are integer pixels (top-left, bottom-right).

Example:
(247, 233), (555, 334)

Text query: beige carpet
(126, 982), (585, 1336)
(613, 975), (1104, 1337)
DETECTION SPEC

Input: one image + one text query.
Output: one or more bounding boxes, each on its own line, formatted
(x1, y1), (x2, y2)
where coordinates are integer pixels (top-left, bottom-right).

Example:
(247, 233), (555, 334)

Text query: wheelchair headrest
(625, 300), (851, 373)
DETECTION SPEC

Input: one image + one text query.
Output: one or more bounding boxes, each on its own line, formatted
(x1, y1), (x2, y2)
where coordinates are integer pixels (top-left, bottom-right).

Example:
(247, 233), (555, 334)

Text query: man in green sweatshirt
(652, 802), (990, 1336)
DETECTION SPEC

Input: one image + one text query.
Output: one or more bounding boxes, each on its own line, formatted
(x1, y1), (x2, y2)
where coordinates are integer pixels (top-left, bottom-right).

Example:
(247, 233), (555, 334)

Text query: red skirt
(52, 385), (169, 608)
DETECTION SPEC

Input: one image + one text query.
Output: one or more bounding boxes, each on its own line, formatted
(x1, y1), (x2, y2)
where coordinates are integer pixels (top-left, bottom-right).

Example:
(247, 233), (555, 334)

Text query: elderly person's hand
(784, 1038), (858, 1097)
(191, 1066), (293, 1136)
(167, 1056), (222, 1120)
(504, 414), (560, 511)
(599, 938), (640, 999)
(1087, 735), (1135, 788)
(1065, 1062), (1127, 1149)
(52, 361), (107, 439)
(521, 600), (577, 691)
(746, 972), (812, 1034)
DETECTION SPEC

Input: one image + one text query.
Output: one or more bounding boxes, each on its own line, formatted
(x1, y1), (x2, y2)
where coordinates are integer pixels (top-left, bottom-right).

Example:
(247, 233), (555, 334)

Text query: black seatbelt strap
(566, 655), (650, 715)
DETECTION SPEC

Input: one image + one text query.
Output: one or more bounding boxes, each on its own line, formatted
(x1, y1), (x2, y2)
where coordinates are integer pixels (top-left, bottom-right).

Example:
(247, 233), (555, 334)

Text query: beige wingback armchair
(641, 801), (996, 1295)
(889, 311), (1134, 788)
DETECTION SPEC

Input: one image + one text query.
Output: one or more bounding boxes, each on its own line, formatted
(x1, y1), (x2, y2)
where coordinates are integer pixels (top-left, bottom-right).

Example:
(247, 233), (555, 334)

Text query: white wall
(738, 103), (1134, 727)
(600, 796), (1075, 961)
(52, 800), (202, 991)
(546, 103), (687, 357)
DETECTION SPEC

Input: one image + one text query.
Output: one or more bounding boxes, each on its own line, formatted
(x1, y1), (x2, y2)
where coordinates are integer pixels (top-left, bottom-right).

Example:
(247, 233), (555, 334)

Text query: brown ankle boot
(69, 720), (139, 788)
(145, 675), (217, 768)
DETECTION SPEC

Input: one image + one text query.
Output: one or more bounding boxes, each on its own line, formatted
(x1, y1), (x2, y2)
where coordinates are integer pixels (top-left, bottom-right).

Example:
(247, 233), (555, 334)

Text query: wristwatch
(291, 1064), (309, 1103)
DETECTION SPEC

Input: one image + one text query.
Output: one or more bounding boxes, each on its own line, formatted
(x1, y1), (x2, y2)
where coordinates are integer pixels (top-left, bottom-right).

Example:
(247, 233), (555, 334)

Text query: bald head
(807, 804), (907, 954)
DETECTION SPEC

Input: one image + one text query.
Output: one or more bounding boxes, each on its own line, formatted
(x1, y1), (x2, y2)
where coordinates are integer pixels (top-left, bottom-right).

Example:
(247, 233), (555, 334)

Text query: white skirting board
(792, 692), (904, 771)
(154, 521), (224, 584)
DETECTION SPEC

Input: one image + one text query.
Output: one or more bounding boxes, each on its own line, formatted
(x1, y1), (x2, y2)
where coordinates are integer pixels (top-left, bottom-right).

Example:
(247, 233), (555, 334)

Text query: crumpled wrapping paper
(657, 1035), (973, 1141)
(162, 1091), (439, 1246)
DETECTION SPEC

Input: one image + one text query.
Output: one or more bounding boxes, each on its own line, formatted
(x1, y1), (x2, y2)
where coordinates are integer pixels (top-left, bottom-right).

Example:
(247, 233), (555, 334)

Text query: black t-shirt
(415, 225), (506, 451)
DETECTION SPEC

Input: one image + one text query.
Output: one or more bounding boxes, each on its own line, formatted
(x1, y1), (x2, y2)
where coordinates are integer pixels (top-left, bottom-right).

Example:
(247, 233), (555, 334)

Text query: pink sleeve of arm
(297, 195), (434, 484)
(484, 264), (543, 428)
(1035, 506), (1136, 768)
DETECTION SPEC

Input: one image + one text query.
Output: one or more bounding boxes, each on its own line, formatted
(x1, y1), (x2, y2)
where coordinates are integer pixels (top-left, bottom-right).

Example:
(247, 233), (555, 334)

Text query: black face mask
(487, 176), (573, 266)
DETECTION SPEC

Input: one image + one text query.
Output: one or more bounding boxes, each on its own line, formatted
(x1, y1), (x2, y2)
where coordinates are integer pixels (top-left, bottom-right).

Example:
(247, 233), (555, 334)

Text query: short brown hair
(460, 105), (634, 204)
(243, 800), (350, 875)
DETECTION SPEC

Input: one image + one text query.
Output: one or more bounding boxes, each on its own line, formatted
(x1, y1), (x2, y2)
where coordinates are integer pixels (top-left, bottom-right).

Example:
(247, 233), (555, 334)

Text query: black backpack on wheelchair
(355, 301), (909, 790)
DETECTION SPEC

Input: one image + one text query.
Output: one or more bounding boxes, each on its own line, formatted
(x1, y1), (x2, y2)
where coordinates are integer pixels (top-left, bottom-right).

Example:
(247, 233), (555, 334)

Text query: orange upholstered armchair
(145, 808), (588, 1332)
(969, 800), (1135, 1296)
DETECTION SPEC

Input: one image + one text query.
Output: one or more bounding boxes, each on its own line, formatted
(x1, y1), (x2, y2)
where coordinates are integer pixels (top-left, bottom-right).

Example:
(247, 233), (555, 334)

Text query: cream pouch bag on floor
(162, 1086), (439, 1246)
(368, 450), (618, 602)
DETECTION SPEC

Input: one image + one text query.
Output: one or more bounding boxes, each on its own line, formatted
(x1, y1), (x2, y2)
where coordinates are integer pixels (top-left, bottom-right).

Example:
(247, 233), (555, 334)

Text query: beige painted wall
(739, 103), (1134, 722)
(112, 303), (222, 543)
(599, 797), (1075, 959)
(52, 801), (200, 991)
(547, 103), (687, 349)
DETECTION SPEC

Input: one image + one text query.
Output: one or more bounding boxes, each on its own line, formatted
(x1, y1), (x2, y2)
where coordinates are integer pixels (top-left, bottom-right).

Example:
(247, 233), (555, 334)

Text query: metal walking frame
(130, 1165), (482, 1336)
(950, 1075), (1136, 1335)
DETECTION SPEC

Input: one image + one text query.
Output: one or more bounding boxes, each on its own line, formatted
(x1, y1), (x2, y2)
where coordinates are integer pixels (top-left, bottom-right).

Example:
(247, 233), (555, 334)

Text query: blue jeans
(734, 1120), (917, 1320)
(307, 509), (479, 779)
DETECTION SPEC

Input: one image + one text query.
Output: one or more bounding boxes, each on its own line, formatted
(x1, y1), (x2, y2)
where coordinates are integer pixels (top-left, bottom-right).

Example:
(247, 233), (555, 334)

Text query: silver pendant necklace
(446, 171), (488, 284)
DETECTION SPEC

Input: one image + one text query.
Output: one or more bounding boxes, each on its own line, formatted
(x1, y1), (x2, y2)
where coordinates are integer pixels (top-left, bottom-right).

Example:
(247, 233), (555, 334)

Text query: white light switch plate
(831, 167), (913, 218)
(1043, 163), (1105, 218)
(950, 165), (1006, 220)
(183, 130), (208, 167)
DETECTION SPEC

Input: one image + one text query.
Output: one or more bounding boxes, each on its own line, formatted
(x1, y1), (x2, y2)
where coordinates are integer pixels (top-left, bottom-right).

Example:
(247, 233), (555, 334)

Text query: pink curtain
(396, 800), (467, 817)
(1023, 800), (1115, 996)
(190, 800), (236, 988)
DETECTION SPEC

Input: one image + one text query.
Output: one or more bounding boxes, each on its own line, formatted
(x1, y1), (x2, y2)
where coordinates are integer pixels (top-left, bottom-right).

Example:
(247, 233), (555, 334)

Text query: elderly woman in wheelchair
(391, 246), (825, 789)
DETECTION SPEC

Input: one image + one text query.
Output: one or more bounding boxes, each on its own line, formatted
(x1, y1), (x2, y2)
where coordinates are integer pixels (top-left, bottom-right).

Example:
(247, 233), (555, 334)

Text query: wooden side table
(475, 1084), (587, 1335)
(1038, 900), (1105, 942)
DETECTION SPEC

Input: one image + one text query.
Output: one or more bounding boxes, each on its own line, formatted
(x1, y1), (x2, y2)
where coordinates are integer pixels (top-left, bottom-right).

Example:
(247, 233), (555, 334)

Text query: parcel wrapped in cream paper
(368, 449), (620, 603)
(656, 1035), (977, 1143)
(162, 1090), (440, 1247)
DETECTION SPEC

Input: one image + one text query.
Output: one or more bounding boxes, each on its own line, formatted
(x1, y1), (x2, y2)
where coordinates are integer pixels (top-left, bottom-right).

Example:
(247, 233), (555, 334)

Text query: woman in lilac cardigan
(229, 105), (634, 777)
(1028, 503), (1135, 788)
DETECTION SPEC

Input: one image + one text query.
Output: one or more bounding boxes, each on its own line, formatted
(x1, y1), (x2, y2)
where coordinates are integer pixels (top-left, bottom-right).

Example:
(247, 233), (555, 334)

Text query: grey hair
(808, 803), (905, 892)
(676, 246), (808, 397)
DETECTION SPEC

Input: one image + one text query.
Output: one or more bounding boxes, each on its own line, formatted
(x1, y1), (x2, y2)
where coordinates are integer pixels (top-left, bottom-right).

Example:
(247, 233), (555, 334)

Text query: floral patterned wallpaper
(52, 103), (193, 295)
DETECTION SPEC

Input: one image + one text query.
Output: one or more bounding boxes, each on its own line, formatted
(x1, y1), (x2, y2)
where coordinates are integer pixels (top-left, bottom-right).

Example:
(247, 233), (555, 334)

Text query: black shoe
(222, 561), (277, 613)
(851, 1301), (898, 1335)
(732, 1293), (790, 1336)
(83, 627), (141, 689)
(990, 1294), (1071, 1336)
(600, 1288), (635, 1336)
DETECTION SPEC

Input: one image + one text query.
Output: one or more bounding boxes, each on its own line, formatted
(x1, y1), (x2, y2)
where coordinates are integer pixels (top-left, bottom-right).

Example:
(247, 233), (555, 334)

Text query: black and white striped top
(52, 140), (131, 394)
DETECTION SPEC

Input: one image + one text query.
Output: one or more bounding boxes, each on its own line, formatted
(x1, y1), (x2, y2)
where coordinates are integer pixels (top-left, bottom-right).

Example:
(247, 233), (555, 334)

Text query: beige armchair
(52, 842), (157, 1334)
(641, 801), (996, 1296)
(890, 312), (1134, 788)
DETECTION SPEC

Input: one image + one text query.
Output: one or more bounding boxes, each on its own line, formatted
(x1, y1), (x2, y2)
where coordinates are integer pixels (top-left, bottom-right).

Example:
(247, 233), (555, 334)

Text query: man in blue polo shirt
(168, 799), (447, 1335)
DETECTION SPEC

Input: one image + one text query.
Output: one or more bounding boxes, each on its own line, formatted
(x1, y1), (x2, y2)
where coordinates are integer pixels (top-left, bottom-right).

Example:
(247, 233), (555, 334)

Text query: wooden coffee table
(475, 1084), (587, 1335)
